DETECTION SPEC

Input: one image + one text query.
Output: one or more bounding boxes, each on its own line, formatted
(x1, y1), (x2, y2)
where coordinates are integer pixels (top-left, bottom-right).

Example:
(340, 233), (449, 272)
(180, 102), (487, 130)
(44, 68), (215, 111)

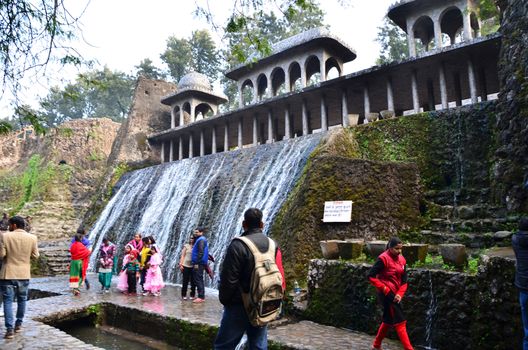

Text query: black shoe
(85, 279), (90, 290)
(14, 325), (21, 333)
(4, 329), (14, 339)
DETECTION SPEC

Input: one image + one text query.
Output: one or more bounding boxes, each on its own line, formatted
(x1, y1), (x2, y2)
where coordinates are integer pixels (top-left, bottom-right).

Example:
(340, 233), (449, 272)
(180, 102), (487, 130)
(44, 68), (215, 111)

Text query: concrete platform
(0, 274), (402, 349)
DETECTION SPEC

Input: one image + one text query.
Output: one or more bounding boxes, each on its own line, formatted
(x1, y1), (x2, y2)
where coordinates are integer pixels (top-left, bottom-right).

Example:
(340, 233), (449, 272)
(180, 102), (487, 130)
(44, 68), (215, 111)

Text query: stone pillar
(179, 107), (184, 127)
(462, 12), (473, 41)
(320, 58), (326, 82)
(212, 126), (217, 154)
(341, 90), (348, 127)
(238, 118), (243, 149)
(302, 100), (309, 136)
(251, 79), (257, 104)
(253, 115), (258, 146)
(433, 18), (443, 49)
(224, 122), (229, 151)
(300, 64), (307, 88)
(200, 130), (205, 157)
(169, 140), (174, 162)
(479, 68), (488, 102)
(386, 78), (394, 112)
(407, 18), (417, 57)
(190, 101), (196, 123)
(411, 71), (420, 113)
(267, 109), (274, 143)
(363, 85), (371, 116)
(178, 137), (183, 160)
(171, 109), (176, 129)
(189, 133), (194, 158)
(467, 58), (478, 104)
(160, 142), (165, 163)
(284, 107), (291, 140)
(285, 69), (291, 93)
(439, 63), (449, 109)
(320, 95), (328, 131)
(238, 84), (244, 108)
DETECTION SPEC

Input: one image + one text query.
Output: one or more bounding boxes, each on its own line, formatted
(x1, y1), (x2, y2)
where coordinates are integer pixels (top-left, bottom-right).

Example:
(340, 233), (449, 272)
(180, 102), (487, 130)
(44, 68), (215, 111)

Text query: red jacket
(368, 250), (408, 298)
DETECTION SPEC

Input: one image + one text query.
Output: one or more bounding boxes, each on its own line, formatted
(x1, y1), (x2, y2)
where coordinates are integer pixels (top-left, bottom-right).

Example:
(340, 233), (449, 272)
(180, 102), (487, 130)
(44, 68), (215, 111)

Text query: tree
(39, 67), (135, 126)
(0, 0), (86, 132)
(375, 18), (409, 65)
(161, 30), (220, 83)
(135, 59), (166, 80)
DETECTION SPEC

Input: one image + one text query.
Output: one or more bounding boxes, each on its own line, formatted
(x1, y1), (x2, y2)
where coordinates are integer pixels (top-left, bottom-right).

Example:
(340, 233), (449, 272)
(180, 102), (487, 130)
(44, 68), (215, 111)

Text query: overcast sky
(5, 0), (397, 115)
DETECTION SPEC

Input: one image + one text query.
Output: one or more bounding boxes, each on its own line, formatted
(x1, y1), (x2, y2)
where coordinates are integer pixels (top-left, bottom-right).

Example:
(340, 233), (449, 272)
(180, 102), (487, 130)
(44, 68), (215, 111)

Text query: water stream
(88, 133), (323, 286)
(423, 270), (438, 350)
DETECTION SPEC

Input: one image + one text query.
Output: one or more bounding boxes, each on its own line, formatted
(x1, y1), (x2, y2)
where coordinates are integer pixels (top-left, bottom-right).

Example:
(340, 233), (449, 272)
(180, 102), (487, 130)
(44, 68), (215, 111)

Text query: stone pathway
(0, 274), (402, 349)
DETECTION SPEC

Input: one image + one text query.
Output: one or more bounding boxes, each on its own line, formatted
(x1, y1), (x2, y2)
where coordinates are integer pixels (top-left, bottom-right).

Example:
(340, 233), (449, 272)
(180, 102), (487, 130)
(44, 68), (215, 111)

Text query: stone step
(427, 217), (513, 233)
(420, 230), (513, 248)
(425, 188), (491, 206)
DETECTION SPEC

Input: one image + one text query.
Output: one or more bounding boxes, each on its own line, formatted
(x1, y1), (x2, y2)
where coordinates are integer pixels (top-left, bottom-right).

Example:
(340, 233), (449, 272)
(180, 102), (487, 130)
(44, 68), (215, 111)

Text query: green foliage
(14, 105), (47, 135)
(135, 58), (166, 80)
(39, 67), (135, 126)
(375, 18), (409, 65)
(0, 120), (13, 135)
(88, 151), (103, 162)
(0, 0), (84, 104)
(3, 154), (72, 215)
(161, 30), (220, 83)
(57, 127), (74, 138)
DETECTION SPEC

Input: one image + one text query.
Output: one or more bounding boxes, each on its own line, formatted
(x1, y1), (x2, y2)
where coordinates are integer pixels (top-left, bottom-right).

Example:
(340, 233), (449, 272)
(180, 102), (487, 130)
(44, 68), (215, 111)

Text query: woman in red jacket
(367, 237), (414, 350)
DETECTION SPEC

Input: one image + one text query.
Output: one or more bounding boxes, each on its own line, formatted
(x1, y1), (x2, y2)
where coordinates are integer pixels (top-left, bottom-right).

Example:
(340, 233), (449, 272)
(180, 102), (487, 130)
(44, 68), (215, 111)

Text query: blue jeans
(0, 279), (30, 331)
(214, 303), (267, 350)
(521, 291), (528, 350)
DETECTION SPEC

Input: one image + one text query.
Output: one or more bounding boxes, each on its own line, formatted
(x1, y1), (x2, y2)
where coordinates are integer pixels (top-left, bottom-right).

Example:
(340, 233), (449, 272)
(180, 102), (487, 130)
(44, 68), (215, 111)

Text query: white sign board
(322, 201), (353, 223)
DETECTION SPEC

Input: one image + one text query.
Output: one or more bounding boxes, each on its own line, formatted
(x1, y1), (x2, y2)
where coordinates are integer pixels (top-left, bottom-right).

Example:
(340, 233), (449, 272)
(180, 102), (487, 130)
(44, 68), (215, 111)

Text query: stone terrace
(0, 274), (402, 349)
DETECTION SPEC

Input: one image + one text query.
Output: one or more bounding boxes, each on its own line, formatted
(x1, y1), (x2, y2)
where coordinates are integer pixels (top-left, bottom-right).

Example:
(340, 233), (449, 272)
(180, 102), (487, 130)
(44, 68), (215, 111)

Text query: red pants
(372, 321), (413, 350)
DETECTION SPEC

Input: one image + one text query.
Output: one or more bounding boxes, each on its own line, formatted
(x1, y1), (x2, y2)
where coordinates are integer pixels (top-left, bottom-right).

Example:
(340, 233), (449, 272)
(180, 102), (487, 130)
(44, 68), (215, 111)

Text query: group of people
(68, 232), (165, 297)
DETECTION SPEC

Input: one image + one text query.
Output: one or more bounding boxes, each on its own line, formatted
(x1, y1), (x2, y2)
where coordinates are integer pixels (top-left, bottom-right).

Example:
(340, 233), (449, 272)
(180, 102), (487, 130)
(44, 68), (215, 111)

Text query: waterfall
(423, 270), (438, 350)
(88, 133), (323, 286)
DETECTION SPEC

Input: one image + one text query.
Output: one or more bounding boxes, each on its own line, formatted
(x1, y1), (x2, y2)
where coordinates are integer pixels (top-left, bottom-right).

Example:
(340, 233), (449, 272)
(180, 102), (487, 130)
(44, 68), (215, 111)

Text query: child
(139, 237), (152, 293)
(70, 228), (92, 289)
(120, 250), (140, 295)
(117, 244), (134, 292)
(144, 245), (165, 296)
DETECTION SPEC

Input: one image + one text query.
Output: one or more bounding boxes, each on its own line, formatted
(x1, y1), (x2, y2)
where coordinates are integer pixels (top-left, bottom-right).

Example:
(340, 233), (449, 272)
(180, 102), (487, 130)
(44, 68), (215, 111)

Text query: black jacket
(218, 228), (276, 306)
(513, 230), (528, 291)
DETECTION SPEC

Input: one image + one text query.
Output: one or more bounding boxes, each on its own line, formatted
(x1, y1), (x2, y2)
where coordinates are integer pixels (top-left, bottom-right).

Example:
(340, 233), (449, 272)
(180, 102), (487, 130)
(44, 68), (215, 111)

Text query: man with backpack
(214, 208), (286, 350)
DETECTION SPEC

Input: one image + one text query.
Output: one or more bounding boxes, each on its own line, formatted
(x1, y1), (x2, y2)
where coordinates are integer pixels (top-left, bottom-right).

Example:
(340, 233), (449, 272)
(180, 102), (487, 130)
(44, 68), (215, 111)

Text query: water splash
(88, 134), (323, 286)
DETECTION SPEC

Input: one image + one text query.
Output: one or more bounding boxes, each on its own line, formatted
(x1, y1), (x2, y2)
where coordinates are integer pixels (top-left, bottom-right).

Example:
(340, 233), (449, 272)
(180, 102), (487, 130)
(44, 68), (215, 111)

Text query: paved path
(0, 274), (402, 349)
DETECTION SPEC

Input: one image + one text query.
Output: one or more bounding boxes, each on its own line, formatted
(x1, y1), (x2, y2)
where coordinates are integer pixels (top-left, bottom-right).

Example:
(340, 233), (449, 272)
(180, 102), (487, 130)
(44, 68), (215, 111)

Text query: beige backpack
(235, 236), (284, 327)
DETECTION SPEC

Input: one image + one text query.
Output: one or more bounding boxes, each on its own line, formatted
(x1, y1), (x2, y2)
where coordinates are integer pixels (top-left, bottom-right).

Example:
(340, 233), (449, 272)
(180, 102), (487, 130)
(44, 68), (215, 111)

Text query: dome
(177, 72), (212, 92)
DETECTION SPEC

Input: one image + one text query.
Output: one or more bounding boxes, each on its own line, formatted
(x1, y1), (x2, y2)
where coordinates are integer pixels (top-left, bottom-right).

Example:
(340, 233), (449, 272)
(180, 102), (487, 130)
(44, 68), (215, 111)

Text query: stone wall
(107, 76), (175, 167)
(493, 0), (528, 212)
(271, 150), (424, 284)
(0, 118), (120, 241)
(303, 249), (521, 349)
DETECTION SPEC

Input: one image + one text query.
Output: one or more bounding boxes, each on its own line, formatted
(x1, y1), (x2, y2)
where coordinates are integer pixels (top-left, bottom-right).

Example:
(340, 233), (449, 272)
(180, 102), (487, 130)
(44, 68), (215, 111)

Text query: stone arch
(305, 55), (321, 86)
(325, 57), (341, 80)
(172, 105), (181, 127)
(412, 15), (435, 50)
(195, 102), (214, 120)
(257, 73), (268, 101)
(182, 101), (192, 125)
(289, 61), (302, 91)
(440, 6), (463, 45)
(271, 67), (286, 96)
(241, 79), (254, 106)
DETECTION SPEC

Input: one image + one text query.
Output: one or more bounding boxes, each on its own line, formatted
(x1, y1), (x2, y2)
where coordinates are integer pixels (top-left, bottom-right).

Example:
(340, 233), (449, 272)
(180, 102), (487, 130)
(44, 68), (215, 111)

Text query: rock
(494, 231), (513, 240)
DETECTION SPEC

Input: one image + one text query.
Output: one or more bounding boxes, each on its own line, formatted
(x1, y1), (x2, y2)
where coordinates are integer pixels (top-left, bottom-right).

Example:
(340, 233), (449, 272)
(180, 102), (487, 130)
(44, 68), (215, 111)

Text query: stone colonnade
(156, 37), (500, 163)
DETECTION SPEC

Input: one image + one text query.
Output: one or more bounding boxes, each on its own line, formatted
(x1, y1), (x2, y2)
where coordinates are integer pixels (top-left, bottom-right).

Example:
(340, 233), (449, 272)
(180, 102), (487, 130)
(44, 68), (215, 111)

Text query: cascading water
(88, 133), (323, 287)
(423, 270), (438, 350)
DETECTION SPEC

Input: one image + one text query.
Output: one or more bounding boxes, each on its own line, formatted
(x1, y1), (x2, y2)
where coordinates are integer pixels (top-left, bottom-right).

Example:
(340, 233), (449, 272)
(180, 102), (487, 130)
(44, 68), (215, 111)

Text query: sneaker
(14, 325), (21, 333)
(153, 292), (161, 297)
(4, 329), (14, 339)
(142, 292), (150, 296)
(182, 296), (187, 300)
(192, 297), (205, 303)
